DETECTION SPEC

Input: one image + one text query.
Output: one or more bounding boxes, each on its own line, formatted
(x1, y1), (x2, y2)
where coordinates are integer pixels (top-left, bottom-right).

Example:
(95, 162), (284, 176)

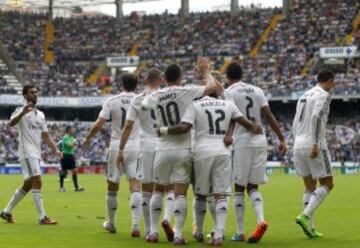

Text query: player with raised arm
(224, 61), (287, 243)
(117, 68), (175, 238)
(82, 73), (140, 236)
(142, 58), (222, 245)
(0, 84), (62, 225)
(293, 69), (335, 239)
(159, 92), (262, 246)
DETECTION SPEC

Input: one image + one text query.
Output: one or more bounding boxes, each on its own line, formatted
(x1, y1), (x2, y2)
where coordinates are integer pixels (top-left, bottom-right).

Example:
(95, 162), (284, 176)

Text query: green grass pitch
(0, 174), (359, 248)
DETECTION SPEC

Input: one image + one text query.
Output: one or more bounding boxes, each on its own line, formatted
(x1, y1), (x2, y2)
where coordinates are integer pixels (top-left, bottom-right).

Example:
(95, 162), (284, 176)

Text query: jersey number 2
(246, 96), (255, 121)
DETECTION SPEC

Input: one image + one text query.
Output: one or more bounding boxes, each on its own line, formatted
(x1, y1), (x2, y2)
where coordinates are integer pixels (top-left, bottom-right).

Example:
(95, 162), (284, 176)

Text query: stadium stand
(0, 0), (359, 96)
(0, 0), (359, 165)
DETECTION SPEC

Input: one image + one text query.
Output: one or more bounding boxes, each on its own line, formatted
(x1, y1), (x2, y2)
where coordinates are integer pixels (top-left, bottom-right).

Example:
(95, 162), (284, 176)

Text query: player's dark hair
(22, 84), (37, 96)
(121, 73), (138, 92)
(209, 92), (219, 99)
(317, 69), (335, 83)
(66, 126), (72, 132)
(146, 68), (162, 84)
(226, 61), (243, 81)
(165, 64), (182, 83)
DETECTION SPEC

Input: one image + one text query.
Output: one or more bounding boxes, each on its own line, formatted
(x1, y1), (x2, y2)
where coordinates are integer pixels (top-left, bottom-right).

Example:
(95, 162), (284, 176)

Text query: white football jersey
(182, 96), (243, 160)
(99, 92), (139, 149)
(11, 107), (48, 160)
(293, 85), (331, 149)
(143, 85), (205, 150)
(225, 81), (268, 148)
(127, 90), (158, 151)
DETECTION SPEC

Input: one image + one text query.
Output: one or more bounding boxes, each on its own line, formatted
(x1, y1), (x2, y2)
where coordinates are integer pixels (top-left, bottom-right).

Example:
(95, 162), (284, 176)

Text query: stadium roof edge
(0, 0), (157, 10)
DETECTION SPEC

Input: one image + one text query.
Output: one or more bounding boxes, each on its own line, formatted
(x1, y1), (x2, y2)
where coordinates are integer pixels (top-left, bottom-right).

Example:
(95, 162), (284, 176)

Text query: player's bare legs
(147, 183), (166, 242)
(232, 184), (247, 241)
(246, 184), (268, 243)
(173, 182), (189, 245)
(142, 182), (153, 237)
(129, 178), (142, 237)
(104, 180), (119, 233)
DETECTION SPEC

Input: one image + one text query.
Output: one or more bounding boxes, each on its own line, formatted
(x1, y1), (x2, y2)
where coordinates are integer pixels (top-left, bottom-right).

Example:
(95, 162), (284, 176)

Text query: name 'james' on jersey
(143, 85), (205, 150)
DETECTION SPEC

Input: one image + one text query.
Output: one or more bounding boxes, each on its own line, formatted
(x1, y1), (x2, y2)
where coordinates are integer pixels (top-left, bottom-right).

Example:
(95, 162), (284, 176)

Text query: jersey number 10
(158, 102), (180, 126)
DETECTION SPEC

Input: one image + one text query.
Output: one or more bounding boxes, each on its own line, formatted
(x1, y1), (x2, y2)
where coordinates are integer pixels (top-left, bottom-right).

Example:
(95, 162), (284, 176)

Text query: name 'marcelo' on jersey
(126, 91), (158, 151)
(142, 85), (205, 150)
(99, 92), (139, 149)
(225, 81), (268, 148)
(11, 107), (48, 160)
(292, 85), (331, 150)
(181, 96), (243, 160)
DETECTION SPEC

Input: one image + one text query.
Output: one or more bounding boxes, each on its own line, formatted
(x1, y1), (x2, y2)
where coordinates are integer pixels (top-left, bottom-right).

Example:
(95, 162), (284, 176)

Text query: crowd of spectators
(0, 0), (358, 97)
(138, 8), (275, 59)
(0, 121), (110, 165)
(1, 114), (359, 165)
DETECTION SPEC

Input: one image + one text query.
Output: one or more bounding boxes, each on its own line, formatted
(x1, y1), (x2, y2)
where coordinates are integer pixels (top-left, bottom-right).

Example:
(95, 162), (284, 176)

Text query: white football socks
(193, 196), (207, 233)
(215, 198), (228, 239)
(130, 191), (142, 229)
(106, 191), (118, 225)
(164, 191), (175, 222)
(142, 191), (152, 234)
(234, 192), (246, 234)
(150, 192), (163, 233)
(249, 190), (264, 224)
(32, 189), (46, 220)
(303, 191), (314, 228)
(207, 195), (217, 228)
(4, 188), (26, 213)
(303, 186), (329, 218)
(174, 195), (187, 238)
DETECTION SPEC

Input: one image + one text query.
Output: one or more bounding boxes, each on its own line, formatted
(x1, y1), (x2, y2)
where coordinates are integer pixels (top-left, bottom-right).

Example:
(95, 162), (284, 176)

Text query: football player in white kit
(224, 62), (287, 243)
(191, 71), (230, 240)
(159, 93), (262, 246)
(293, 69), (335, 239)
(1, 85), (62, 225)
(117, 68), (175, 238)
(142, 58), (222, 244)
(83, 73), (140, 235)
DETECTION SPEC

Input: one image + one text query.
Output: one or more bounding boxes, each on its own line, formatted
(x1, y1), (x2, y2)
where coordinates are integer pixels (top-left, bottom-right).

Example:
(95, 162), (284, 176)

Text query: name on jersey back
(236, 87), (255, 94)
(159, 93), (177, 102)
(199, 101), (225, 107)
